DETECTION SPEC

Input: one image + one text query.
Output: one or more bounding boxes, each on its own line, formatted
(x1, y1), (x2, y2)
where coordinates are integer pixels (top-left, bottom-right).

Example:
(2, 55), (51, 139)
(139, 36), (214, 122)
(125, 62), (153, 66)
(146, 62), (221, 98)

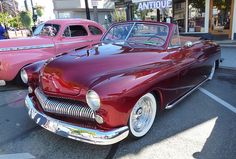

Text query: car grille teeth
(34, 88), (95, 121)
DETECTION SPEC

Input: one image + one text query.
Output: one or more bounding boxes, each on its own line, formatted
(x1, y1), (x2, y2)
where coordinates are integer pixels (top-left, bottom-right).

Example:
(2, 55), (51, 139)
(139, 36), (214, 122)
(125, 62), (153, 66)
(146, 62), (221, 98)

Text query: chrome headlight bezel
(20, 69), (28, 84)
(86, 90), (100, 111)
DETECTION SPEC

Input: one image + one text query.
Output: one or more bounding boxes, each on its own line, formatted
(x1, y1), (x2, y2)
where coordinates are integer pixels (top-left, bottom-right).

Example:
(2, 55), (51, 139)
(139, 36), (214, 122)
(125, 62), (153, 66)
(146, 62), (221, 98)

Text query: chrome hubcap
(131, 97), (153, 133)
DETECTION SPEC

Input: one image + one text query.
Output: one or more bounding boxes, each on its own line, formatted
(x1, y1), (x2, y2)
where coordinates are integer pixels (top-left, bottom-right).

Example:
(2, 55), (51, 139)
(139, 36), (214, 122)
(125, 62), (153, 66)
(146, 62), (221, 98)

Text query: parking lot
(0, 68), (235, 159)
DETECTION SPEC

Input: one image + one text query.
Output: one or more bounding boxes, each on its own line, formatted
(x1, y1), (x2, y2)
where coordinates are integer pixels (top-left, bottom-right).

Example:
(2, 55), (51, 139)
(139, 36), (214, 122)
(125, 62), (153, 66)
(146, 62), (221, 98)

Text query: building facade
(53, 0), (114, 26)
(116, 0), (236, 40)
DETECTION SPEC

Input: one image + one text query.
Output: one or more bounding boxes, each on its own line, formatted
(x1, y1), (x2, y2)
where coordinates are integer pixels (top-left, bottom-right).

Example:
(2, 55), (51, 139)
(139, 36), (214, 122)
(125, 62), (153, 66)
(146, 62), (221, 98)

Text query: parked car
(22, 21), (221, 145)
(0, 19), (105, 85)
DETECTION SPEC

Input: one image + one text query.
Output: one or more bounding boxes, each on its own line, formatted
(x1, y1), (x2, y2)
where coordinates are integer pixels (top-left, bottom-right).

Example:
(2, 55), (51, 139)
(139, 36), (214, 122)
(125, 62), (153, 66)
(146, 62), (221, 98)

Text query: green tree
(0, 13), (10, 25)
(35, 5), (44, 17)
(19, 11), (32, 29)
(112, 9), (126, 22)
(8, 15), (22, 28)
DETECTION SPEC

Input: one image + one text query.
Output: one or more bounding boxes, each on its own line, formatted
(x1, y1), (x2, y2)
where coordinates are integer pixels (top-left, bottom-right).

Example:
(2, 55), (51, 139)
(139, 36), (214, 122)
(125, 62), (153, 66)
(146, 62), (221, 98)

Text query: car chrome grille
(34, 88), (95, 121)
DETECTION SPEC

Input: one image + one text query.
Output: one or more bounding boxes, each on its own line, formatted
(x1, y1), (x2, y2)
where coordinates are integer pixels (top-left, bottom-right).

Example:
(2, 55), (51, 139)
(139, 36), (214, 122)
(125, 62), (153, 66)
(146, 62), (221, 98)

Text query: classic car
(0, 19), (105, 85)
(22, 21), (221, 145)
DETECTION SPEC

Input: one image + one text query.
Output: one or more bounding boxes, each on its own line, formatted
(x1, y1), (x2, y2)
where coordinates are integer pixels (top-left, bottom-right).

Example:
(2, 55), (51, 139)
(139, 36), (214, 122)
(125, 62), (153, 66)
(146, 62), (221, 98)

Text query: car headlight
(20, 69), (28, 84)
(86, 90), (100, 111)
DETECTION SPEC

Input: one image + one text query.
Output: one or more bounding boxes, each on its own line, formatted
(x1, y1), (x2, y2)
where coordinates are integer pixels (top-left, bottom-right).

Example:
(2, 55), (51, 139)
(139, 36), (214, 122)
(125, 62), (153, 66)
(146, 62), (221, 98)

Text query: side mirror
(184, 41), (193, 47)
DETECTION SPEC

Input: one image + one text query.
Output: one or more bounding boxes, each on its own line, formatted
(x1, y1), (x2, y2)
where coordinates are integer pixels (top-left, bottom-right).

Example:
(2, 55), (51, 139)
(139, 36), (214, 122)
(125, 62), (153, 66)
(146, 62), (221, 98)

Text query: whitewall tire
(129, 93), (157, 138)
(208, 62), (216, 80)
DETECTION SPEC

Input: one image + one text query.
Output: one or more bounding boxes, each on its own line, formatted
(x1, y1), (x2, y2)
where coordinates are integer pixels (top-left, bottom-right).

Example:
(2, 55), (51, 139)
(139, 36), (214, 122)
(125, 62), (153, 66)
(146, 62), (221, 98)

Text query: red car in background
(22, 21), (220, 145)
(0, 19), (105, 85)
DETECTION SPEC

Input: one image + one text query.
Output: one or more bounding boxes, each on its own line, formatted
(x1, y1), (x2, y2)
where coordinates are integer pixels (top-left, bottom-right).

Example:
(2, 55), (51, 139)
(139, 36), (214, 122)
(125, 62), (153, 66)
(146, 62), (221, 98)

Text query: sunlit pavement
(0, 68), (235, 159)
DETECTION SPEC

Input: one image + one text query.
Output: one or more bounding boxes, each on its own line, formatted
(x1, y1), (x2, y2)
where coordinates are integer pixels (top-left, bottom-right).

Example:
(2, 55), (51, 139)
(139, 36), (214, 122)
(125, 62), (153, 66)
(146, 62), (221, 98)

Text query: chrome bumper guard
(25, 95), (129, 145)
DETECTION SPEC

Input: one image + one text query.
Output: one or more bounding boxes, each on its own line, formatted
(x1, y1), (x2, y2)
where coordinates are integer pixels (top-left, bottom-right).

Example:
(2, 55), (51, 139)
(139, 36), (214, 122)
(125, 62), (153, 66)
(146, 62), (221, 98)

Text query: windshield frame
(101, 22), (170, 48)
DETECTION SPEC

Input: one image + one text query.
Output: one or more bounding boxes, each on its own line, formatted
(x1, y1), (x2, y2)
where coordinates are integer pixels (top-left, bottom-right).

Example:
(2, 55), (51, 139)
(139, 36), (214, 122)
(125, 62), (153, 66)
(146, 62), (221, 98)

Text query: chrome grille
(34, 88), (95, 121)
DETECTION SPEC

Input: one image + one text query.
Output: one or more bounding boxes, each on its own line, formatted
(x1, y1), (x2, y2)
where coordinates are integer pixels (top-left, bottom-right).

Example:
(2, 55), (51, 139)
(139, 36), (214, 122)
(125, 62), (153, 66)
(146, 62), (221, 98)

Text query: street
(0, 68), (235, 159)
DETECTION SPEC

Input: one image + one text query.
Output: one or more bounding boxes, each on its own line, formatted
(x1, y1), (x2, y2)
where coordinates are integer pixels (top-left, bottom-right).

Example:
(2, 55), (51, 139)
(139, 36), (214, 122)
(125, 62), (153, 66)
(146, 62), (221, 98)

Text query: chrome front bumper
(25, 95), (129, 145)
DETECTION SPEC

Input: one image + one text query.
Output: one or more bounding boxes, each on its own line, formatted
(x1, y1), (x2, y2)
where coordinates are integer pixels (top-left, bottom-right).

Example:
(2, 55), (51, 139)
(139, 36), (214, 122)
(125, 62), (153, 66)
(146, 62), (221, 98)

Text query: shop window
(188, 0), (205, 32)
(58, 12), (71, 19)
(88, 26), (103, 35)
(173, 1), (186, 32)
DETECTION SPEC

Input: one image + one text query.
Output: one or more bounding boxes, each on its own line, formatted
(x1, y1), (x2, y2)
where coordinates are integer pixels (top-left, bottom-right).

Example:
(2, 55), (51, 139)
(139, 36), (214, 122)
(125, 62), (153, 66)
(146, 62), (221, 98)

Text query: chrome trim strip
(25, 95), (129, 145)
(0, 44), (55, 52)
(167, 46), (181, 49)
(56, 40), (92, 45)
(165, 78), (209, 109)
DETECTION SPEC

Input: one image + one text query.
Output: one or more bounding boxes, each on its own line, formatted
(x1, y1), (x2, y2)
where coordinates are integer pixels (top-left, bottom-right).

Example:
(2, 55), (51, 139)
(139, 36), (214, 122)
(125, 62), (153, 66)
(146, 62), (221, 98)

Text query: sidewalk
(213, 40), (236, 69)
(216, 40), (236, 48)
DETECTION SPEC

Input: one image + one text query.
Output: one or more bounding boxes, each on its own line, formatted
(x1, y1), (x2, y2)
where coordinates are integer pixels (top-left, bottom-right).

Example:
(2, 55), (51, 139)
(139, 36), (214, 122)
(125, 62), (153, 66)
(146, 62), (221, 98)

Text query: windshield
(102, 22), (169, 47)
(33, 23), (60, 37)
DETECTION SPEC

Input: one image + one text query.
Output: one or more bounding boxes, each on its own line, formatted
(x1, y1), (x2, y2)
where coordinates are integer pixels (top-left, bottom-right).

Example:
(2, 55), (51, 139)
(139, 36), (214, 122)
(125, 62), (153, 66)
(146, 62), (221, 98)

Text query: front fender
(0, 49), (55, 81)
(23, 60), (47, 88)
(91, 67), (163, 129)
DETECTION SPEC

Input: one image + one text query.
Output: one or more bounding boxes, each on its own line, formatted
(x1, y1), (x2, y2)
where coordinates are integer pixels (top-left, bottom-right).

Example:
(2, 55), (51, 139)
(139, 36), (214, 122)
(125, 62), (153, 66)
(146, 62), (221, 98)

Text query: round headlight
(86, 90), (100, 111)
(20, 69), (28, 84)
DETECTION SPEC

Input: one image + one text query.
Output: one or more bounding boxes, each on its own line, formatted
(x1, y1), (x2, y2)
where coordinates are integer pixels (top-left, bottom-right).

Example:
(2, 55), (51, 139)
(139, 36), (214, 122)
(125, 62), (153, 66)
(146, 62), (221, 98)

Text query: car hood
(40, 43), (169, 96)
(0, 36), (53, 52)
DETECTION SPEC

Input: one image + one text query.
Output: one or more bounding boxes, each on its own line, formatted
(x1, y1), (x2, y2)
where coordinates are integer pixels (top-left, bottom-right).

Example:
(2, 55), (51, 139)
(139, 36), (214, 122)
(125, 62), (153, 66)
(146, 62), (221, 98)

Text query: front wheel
(208, 62), (216, 80)
(129, 93), (157, 139)
(14, 71), (27, 87)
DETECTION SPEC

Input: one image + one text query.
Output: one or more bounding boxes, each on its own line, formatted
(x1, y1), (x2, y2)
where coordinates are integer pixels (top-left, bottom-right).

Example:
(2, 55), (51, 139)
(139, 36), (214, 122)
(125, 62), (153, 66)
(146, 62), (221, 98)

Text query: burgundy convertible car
(22, 21), (220, 145)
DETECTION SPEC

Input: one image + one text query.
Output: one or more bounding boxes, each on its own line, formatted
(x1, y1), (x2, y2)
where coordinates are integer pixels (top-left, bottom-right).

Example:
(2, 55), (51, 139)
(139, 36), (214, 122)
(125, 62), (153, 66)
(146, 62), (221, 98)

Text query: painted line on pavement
(199, 87), (236, 114)
(0, 153), (35, 159)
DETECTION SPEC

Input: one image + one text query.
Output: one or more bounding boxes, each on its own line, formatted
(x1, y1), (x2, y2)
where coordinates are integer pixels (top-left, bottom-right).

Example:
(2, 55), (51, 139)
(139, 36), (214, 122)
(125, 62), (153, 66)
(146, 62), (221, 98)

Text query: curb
(219, 44), (236, 48)
(219, 66), (236, 71)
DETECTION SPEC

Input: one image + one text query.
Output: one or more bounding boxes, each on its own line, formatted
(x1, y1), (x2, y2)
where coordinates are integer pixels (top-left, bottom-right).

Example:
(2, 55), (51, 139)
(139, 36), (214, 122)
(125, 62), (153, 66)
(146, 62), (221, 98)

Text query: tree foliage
(35, 5), (44, 17)
(112, 9), (126, 22)
(19, 11), (32, 28)
(0, 12), (22, 28)
(0, 13), (10, 25)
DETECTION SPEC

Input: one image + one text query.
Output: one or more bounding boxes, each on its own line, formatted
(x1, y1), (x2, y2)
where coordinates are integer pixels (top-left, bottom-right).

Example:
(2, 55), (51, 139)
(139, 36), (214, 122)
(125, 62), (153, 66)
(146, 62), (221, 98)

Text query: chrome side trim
(56, 40), (92, 45)
(0, 44), (55, 52)
(165, 78), (209, 109)
(25, 95), (129, 145)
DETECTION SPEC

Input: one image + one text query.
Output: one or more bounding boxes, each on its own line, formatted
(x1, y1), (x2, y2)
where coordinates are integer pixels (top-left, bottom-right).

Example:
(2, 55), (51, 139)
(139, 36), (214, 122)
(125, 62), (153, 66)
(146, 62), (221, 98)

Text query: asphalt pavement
(0, 67), (235, 159)
(220, 47), (236, 69)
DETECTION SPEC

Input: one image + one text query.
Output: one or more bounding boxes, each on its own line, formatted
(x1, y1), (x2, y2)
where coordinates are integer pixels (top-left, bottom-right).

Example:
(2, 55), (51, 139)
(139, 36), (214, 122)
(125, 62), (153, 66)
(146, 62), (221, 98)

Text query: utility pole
(30, 0), (37, 25)
(24, 0), (28, 11)
(0, 0), (3, 13)
(12, 0), (17, 16)
(85, 0), (90, 20)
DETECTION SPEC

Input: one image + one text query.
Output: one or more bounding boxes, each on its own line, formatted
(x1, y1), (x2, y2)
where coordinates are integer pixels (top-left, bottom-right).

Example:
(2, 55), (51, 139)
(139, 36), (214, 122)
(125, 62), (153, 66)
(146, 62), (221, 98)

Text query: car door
(167, 26), (203, 99)
(88, 25), (104, 45)
(55, 24), (93, 54)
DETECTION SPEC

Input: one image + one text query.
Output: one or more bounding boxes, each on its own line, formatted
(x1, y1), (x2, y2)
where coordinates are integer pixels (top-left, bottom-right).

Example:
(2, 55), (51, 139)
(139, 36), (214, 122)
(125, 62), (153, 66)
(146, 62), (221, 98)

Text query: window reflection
(188, 0), (205, 32)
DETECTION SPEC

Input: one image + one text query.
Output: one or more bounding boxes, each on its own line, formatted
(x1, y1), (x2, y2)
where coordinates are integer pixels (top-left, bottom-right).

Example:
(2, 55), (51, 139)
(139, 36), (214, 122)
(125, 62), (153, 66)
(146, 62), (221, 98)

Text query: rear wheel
(129, 93), (157, 138)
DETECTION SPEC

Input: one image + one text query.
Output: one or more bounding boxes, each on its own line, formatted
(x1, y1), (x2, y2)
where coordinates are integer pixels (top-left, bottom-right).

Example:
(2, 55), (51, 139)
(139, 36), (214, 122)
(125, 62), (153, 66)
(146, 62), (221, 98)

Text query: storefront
(115, 0), (236, 40)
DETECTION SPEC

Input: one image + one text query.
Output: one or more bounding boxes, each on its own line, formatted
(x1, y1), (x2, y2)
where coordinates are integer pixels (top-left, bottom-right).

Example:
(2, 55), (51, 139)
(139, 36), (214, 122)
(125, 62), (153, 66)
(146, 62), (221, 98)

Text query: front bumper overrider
(25, 95), (129, 145)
